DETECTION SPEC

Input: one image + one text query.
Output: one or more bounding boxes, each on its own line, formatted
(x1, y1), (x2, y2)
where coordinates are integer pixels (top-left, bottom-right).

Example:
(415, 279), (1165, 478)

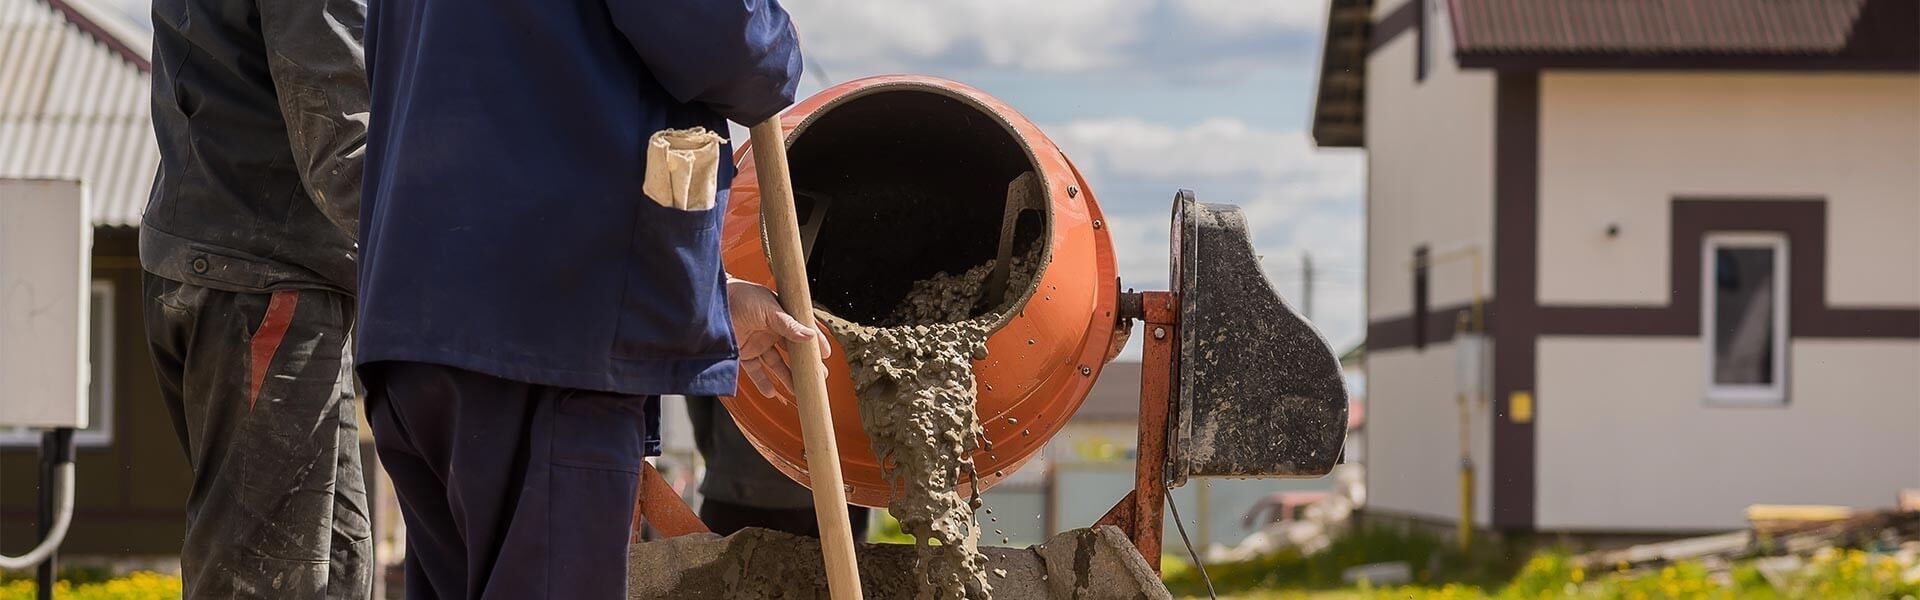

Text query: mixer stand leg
(632, 462), (710, 542)
(1096, 291), (1179, 574)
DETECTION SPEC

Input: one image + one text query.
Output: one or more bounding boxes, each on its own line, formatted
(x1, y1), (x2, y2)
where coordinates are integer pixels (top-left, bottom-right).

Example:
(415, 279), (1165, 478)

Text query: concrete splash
(825, 253), (1041, 600)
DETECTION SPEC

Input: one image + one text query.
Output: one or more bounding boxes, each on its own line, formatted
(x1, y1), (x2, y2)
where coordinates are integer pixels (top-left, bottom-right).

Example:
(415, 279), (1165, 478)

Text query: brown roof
(1450, 0), (1918, 67)
(1311, 0), (1917, 148)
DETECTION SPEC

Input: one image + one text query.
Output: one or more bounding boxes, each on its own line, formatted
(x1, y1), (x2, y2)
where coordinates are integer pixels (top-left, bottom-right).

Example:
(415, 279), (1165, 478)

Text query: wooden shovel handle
(748, 117), (865, 600)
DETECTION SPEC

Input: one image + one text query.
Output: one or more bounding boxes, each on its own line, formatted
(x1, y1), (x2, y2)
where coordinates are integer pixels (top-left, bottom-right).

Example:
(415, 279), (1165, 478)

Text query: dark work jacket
(355, 0), (801, 395)
(143, 0), (368, 294)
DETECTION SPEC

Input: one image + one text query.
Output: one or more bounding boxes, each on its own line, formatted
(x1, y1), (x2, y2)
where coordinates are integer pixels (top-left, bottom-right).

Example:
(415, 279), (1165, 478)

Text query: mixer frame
(1092, 290), (1180, 574)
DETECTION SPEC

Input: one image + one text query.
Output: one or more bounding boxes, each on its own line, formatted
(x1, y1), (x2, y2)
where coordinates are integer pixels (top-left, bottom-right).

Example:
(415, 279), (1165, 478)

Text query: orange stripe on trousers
(248, 290), (301, 410)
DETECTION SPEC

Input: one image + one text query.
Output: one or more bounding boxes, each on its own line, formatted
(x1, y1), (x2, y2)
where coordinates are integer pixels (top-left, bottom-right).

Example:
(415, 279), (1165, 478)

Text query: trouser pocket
(545, 392), (648, 597)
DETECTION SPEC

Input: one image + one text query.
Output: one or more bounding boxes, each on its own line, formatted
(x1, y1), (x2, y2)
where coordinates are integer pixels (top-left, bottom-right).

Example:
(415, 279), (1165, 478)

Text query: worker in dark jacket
(141, 0), (371, 596)
(356, 0), (809, 596)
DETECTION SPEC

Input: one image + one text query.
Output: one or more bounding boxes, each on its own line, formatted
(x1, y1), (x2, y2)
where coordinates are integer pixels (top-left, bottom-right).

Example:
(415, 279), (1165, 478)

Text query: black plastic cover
(1170, 191), (1349, 482)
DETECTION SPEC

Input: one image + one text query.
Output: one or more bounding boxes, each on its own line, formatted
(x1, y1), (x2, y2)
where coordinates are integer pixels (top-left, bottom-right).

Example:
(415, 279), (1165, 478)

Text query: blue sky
(103, 0), (1367, 354)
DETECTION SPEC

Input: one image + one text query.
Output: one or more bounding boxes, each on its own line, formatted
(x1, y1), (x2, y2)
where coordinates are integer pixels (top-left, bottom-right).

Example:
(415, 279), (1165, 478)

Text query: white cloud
(1048, 117), (1361, 185)
(783, 0), (1321, 77)
(1173, 0), (1325, 34)
(785, 0), (1154, 73)
(1046, 117), (1366, 348)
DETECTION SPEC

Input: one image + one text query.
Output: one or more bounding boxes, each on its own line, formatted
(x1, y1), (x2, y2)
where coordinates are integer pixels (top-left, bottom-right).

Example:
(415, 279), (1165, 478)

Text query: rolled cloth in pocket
(642, 127), (725, 211)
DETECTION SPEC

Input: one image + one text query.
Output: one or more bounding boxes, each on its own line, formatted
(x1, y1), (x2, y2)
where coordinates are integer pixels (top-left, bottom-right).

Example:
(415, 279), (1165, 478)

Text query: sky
(101, 0), (1368, 356)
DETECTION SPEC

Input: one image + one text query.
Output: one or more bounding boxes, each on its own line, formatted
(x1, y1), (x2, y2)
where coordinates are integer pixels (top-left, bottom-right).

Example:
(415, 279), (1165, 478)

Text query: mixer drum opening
(721, 75), (1119, 509)
(787, 85), (1051, 326)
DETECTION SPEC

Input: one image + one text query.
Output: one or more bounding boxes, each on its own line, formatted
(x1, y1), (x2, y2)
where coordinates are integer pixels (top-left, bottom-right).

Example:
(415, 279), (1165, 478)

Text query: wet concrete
(821, 250), (1042, 599)
(626, 526), (1171, 600)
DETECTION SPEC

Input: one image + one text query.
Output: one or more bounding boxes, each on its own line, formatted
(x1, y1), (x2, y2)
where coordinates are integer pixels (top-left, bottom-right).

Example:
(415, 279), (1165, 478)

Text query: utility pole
(1301, 252), (1315, 321)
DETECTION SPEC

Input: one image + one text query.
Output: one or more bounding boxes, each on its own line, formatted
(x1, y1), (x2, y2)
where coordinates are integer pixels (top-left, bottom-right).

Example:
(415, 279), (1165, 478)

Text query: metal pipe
(1455, 313), (1475, 552)
(1, 429), (75, 593)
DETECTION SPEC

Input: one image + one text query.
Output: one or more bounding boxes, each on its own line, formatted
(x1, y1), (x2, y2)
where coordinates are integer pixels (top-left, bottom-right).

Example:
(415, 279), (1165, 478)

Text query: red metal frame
(1095, 291), (1178, 573)
(633, 462), (708, 542)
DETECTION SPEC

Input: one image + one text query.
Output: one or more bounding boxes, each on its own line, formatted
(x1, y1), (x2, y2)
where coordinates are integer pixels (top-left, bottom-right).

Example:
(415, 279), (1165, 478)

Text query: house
(1313, 0), (1920, 533)
(0, 0), (390, 576)
(0, 0), (185, 563)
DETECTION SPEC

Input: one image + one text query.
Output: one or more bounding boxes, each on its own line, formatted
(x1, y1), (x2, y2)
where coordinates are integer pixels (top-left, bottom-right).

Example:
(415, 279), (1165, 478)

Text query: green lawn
(1164, 528), (1919, 600)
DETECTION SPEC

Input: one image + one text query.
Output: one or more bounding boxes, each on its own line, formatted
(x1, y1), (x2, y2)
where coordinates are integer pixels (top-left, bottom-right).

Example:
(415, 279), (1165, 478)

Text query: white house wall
(1528, 71), (1920, 531)
(1365, 0), (1496, 320)
(1365, 346), (1494, 526)
(1537, 337), (1920, 531)
(1362, 0), (1501, 526)
(1537, 72), (1920, 307)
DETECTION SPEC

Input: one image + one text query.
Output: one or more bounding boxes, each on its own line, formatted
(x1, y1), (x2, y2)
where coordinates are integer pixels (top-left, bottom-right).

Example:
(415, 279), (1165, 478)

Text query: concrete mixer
(626, 75), (1349, 598)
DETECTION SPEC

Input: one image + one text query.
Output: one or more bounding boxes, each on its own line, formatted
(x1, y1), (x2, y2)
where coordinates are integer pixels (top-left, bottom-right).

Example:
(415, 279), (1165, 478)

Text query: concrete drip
(825, 251), (1041, 600)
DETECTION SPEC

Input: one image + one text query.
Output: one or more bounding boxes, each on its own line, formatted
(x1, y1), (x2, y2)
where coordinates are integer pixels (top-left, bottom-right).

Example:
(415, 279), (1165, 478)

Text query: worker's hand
(727, 277), (832, 397)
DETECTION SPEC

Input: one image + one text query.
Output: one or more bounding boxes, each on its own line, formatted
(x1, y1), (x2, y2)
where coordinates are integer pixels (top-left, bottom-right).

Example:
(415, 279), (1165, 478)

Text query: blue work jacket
(356, 0), (801, 397)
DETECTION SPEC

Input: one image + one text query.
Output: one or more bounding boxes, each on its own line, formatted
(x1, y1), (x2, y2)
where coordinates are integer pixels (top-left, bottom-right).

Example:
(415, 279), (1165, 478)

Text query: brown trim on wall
(1412, 245), (1431, 348)
(1800, 308), (1920, 338)
(1413, 0), (1428, 81)
(1368, 302), (1494, 351)
(1538, 199), (1920, 339)
(1370, 0), (1420, 55)
(1490, 71), (1539, 531)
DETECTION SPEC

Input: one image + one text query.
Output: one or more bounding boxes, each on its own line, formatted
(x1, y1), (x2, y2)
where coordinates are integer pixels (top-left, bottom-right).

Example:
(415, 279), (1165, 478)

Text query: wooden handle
(748, 117), (865, 600)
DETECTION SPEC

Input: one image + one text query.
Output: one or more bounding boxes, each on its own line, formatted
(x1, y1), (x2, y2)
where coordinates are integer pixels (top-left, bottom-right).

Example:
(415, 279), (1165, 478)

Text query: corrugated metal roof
(1, 0), (155, 228)
(1449, 0), (1876, 56)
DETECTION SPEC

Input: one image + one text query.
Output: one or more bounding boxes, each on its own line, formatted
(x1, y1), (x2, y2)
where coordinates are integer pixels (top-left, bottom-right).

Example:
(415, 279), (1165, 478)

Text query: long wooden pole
(747, 117), (865, 600)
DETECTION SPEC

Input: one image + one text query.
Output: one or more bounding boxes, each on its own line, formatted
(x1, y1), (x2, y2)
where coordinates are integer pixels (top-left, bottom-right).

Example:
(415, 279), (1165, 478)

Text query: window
(1703, 234), (1787, 404)
(1, 280), (113, 447)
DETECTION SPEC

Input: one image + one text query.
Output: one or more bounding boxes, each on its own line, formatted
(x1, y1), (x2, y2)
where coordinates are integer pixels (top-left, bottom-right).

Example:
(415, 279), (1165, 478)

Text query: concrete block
(627, 525), (1170, 599)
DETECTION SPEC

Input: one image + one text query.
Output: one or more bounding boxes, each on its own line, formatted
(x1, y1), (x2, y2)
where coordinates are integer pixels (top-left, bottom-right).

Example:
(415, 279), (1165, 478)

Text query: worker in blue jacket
(355, 0), (813, 597)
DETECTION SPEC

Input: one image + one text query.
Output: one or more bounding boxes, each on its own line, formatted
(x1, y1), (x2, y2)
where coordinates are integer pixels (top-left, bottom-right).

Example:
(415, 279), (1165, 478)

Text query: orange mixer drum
(721, 75), (1120, 508)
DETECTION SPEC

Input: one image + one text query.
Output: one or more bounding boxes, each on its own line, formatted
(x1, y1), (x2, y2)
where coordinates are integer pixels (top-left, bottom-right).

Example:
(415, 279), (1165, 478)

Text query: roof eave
(1310, 0), (1372, 149)
(38, 0), (152, 72)
(1455, 51), (1920, 72)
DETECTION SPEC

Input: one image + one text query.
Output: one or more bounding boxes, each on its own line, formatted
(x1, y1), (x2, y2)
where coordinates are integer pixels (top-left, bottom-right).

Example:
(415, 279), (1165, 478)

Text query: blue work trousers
(364, 362), (652, 599)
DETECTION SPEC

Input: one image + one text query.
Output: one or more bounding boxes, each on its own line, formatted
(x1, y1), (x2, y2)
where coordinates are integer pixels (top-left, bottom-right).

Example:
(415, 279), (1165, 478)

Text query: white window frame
(1, 280), (114, 447)
(1701, 233), (1789, 405)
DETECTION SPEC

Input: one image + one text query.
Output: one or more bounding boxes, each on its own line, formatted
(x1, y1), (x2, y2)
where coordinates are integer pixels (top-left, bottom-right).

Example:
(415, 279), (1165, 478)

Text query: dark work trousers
(362, 361), (651, 600)
(142, 273), (372, 599)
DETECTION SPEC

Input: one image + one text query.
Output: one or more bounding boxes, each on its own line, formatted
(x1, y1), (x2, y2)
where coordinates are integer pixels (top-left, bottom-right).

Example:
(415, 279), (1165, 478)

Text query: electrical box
(0, 178), (92, 429)
(1456, 331), (1487, 403)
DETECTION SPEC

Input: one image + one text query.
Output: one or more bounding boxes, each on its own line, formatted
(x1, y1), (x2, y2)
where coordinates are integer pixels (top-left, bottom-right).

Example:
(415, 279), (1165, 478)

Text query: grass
(1169, 534), (1920, 600)
(1163, 524), (1527, 596)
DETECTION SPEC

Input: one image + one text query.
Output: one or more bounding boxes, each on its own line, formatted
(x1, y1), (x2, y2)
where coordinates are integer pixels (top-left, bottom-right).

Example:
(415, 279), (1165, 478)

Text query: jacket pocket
(611, 192), (732, 360)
